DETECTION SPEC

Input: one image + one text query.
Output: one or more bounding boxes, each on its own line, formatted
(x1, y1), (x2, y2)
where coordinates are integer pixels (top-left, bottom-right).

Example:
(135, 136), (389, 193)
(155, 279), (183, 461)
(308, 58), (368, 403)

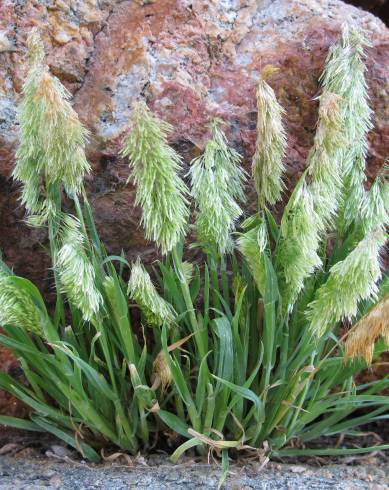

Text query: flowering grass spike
(189, 119), (246, 253)
(122, 102), (189, 254)
(0, 276), (44, 337)
(308, 229), (385, 337)
(252, 68), (286, 209)
(13, 29), (90, 224)
(57, 215), (102, 322)
(277, 184), (322, 308)
(320, 24), (373, 231)
(128, 258), (175, 327)
(307, 92), (344, 229)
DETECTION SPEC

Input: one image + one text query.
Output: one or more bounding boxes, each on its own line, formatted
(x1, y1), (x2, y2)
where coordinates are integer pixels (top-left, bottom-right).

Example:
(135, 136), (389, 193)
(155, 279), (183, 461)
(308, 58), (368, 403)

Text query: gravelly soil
(0, 454), (388, 489)
(0, 430), (388, 489)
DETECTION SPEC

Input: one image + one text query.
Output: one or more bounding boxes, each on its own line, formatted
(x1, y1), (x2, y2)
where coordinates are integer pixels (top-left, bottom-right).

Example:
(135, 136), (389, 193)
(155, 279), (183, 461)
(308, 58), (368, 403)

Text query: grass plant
(0, 24), (388, 484)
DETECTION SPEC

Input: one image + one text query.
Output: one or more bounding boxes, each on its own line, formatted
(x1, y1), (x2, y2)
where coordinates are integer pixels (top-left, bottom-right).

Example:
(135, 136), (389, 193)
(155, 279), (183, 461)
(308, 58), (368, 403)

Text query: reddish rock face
(0, 0), (388, 415)
(1, 0), (388, 281)
(0, 344), (30, 417)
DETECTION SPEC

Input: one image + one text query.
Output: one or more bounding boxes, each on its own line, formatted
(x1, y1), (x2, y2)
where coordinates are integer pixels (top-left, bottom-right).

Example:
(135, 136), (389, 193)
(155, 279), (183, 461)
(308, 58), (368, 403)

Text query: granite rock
(0, 0), (388, 288)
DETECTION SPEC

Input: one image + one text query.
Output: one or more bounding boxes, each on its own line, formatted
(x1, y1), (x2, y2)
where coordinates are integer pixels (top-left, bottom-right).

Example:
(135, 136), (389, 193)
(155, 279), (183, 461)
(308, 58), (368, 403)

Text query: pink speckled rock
(1, 0), (388, 283)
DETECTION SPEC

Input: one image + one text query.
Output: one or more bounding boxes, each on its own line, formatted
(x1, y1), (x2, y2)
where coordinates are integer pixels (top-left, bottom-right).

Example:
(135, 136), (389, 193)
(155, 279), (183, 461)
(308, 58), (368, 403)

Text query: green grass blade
(274, 445), (389, 457)
(31, 415), (101, 462)
(170, 437), (203, 463)
(212, 375), (264, 423)
(0, 416), (43, 432)
(158, 410), (190, 438)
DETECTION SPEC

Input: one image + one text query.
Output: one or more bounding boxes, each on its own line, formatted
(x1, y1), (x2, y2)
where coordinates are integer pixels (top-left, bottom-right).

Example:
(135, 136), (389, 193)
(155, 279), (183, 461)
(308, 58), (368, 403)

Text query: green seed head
(122, 102), (189, 254)
(189, 119), (246, 254)
(252, 74), (286, 209)
(0, 277), (44, 336)
(128, 258), (175, 327)
(57, 215), (102, 322)
(308, 228), (385, 337)
(13, 29), (90, 224)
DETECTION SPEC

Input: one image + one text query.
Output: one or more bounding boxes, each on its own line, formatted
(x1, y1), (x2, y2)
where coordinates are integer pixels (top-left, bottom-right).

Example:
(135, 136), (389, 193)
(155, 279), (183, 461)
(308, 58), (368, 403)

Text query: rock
(0, 30), (15, 53)
(0, 0), (388, 415)
(48, 474), (63, 488)
(0, 443), (22, 456)
(0, 455), (389, 489)
(0, 0), (388, 287)
(289, 465), (307, 473)
(345, 1), (389, 25)
(48, 445), (74, 459)
(0, 344), (30, 417)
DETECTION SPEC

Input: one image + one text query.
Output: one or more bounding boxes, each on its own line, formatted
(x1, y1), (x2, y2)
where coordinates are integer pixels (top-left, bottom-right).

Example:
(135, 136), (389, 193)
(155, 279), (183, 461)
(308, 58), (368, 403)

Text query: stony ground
(0, 429), (388, 489)
(0, 427), (389, 490)
(0, 452), (388, 489)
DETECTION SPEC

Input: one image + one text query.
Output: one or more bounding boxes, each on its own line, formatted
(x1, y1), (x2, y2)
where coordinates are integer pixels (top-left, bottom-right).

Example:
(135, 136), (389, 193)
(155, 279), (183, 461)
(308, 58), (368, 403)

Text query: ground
(0, 430), (388, 489)
(1, 453), (388, 489)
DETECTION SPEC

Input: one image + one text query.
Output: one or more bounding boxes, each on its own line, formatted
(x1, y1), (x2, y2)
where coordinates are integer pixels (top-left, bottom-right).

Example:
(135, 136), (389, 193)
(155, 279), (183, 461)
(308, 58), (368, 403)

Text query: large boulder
(0, 0), (388, 415)
(345, 0), (388, 25)
(0, 0), (388, 292)
(1, 0), (388, 288)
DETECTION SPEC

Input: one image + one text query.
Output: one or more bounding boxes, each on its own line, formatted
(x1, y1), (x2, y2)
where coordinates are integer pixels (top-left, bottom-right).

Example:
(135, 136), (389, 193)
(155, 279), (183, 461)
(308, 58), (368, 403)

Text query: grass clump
(0, 24), (388, 482)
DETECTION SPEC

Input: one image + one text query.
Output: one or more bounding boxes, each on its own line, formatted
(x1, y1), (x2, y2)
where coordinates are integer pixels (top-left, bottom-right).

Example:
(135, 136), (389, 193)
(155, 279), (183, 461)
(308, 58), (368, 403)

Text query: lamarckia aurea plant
(0, 25), (388, 484)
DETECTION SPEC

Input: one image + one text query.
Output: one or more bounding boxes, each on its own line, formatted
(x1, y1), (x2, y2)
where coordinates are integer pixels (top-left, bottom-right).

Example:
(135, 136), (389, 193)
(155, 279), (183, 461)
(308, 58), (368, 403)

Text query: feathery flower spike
(308, 228), (385, 338)
(122, 102), (189, 254)
(13, 29), (90, 224)
(359, 164), (389, 234)
(277, 183), (322, 308)
(189, 119), (246, 253)
(238, 214), (268, 296)
(277, 26), (372, 309)
(57, 215), (102, 322)
(307, 92), (344, 230)
(128, 258), (175, 327)
(0, 276), (44, 336)
(252, 67), (287, 209)
(320, 24), (373, 230)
